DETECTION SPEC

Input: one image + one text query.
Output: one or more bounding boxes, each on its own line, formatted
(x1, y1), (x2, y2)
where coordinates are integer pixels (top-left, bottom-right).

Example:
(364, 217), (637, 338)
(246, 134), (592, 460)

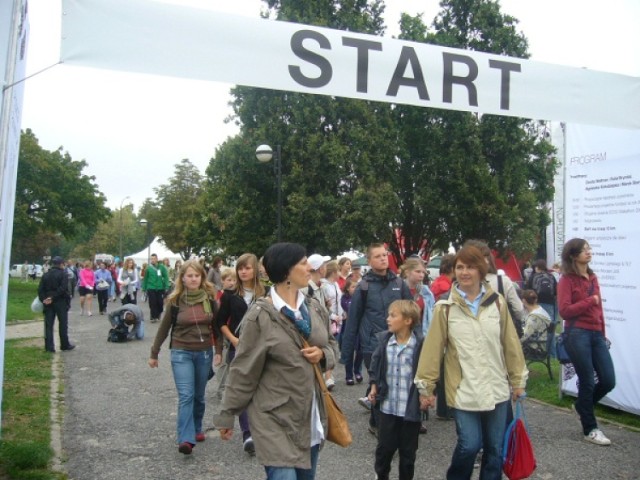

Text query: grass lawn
(526, 360), (640, 430)
(6, 279), (43, 323)
(0, 340), (65, 479)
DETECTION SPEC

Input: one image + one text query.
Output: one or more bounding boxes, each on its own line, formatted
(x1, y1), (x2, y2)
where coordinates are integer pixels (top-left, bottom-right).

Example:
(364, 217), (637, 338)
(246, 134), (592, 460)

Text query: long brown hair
(233, 253), (265, 298)
(561, 238), (593, 276)
(166, 259), (217, 306)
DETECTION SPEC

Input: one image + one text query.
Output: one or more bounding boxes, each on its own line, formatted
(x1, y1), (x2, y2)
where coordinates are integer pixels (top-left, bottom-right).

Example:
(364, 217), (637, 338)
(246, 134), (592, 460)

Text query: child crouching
(369, 299), (426, 480)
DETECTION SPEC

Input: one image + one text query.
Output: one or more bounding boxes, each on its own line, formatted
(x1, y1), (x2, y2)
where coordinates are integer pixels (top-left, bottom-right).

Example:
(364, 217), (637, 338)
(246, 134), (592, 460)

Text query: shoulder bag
(303, 338), (352, 447)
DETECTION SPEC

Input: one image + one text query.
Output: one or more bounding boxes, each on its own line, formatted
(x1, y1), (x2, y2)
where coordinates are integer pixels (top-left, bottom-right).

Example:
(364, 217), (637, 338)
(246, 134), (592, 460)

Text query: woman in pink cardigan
(78, 260), (96, 316)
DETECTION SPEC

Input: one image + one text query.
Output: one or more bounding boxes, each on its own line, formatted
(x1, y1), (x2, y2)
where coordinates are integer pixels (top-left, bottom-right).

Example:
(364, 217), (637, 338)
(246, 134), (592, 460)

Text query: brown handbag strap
(302, 338), (329, 394)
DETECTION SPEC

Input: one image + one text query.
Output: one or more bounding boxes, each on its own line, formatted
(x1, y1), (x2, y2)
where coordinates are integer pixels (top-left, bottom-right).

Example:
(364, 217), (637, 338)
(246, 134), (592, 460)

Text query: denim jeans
(171, 348), (212, 444)
(264, 444), (319, 480)
(565, 327), (616, 435)
(447, 401), (508, 480)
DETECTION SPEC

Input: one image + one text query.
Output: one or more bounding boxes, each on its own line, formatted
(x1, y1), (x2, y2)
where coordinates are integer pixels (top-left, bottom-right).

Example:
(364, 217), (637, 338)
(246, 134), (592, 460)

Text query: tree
(385, 1), (556, 263)
(204, 0), (398, 257)
(150, 159), (205, 259)
(11, 129), (110, 262)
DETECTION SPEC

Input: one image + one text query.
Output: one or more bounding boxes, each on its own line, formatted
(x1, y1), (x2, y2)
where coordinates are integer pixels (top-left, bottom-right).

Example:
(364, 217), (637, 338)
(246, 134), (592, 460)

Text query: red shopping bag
(503, 397), (536, 480)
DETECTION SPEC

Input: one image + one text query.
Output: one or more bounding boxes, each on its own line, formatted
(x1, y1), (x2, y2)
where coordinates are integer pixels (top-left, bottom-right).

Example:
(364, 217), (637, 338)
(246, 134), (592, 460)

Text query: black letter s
(289, 30), (332, 88)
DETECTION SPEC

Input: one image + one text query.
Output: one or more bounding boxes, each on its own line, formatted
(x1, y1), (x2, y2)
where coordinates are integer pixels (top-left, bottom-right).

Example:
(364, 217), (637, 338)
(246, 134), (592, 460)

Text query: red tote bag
(503, 396), (536, 480)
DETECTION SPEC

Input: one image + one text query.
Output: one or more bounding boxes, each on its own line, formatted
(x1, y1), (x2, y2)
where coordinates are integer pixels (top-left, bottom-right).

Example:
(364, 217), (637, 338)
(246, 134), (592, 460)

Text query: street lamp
(138, 218), (151, 265)
(255, 144), (282, 242)
(119, 196), (130, 260)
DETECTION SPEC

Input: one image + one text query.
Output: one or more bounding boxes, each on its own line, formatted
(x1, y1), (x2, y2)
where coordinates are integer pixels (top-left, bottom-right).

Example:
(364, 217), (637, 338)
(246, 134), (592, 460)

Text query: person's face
(237, 263), (254, 285)
(407, 265), (426, 286)
(368, 247), (389, 272)
(575, 243), (592, 264)
(150, 255), (158, 265)
(99, 263), (106, 270)
(386, 307), (411, 334)
(287, 257), (312, 289)
(126, 260), (133, 269)
(182, 267), (201, 291)
(351, 268), (361, 279)
(347, 283), (357, 296)
(340, 260), (351, 275)
(455, 260), (480, 290)
(222, 275), (236, 290)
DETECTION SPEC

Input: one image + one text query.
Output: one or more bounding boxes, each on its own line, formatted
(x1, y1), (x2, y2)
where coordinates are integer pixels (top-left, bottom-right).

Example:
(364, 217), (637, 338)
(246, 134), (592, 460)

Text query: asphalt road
(12, 296), (640, 479)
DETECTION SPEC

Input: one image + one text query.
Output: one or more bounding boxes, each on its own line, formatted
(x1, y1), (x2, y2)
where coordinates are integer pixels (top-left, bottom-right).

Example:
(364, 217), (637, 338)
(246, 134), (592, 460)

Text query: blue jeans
(264, 444), (319, 480)
(447, 401), (508, 480)
(565, 327), (615, 435)
(171, 348), (212, 444)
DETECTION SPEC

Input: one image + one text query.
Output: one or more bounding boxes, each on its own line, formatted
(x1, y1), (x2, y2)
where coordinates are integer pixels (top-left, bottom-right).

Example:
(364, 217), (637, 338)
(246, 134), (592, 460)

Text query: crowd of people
(36, 236), (616, 479)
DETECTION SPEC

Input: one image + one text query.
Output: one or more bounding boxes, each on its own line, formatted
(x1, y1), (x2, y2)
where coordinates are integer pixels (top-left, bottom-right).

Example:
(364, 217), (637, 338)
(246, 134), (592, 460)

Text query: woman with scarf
(216, 243), (337, 479)
(148, 259), (221, 455)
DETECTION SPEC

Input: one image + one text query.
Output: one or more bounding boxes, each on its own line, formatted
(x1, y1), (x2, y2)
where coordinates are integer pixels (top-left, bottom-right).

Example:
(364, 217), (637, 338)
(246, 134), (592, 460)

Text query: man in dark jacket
(38, 256), (74, 352)
(340, 243), (412, 434)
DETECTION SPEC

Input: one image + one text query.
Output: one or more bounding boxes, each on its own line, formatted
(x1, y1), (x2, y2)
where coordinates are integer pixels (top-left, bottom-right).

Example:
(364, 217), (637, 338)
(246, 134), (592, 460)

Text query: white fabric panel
(61, 0), (640, 129)
(562, 123), (640, 415)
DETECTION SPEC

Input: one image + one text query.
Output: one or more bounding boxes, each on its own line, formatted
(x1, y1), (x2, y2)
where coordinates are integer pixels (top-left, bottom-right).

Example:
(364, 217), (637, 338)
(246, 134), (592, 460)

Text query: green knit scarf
(183, 289), (211, 313)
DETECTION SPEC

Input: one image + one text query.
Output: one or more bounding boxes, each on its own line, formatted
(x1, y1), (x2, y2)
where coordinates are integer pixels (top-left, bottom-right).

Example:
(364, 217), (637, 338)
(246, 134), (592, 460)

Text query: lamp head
(256, 144), (273, 163)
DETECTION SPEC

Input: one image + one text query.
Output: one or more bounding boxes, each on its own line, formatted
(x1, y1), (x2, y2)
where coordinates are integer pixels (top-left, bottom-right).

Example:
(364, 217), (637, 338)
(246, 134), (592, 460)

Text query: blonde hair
(166, 259), (217, 306)
(220, 268), (236, 281)
(399, 257), (424, 279)
(324, 260), (339, 279)
(389, 299), (421, 328)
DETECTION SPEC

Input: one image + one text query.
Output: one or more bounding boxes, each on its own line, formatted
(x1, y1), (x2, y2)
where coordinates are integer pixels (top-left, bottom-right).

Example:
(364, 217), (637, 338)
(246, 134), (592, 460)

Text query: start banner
(60, 0), (640, 130)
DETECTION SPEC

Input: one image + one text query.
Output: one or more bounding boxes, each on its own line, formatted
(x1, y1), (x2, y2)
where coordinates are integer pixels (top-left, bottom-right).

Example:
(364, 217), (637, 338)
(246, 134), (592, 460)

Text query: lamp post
(255, 144), (282, 242)
(138, 218), (151, 265)
(119, 196), (130, 260)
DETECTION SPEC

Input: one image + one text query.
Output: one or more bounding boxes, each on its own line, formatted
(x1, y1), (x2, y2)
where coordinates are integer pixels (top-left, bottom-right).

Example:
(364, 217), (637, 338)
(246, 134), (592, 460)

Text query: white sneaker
(358, 396), (372, 410)
(325, 377), (336, 391)
(243, 436), (255, 455)
(585, 428), (611, 446)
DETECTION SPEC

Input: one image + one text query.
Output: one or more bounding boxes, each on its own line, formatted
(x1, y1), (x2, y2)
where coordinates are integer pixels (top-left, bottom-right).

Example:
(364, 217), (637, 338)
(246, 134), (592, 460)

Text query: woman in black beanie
(216, 243), (337, 479)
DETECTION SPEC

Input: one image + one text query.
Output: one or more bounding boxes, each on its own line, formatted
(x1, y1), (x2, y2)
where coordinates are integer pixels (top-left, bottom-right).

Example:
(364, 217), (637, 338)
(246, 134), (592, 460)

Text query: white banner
(562, 123), (640, 415)
(61, 0), (640, 130)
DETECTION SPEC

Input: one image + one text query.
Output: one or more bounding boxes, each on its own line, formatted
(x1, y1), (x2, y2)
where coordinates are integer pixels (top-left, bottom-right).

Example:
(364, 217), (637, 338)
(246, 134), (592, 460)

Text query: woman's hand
(148, 358), (158, 368)
(592, 295), (600, 305)
(230, 336), (240, 348)
(301, 345), (324, 364)
(218, 428), (233, 440)
(213, 353), (222, 367)
(419, 395), (436, 410)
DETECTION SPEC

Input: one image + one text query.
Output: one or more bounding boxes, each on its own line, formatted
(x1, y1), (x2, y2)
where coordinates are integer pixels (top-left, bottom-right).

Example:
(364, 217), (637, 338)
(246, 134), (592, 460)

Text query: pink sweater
(79, 268), (95, 288)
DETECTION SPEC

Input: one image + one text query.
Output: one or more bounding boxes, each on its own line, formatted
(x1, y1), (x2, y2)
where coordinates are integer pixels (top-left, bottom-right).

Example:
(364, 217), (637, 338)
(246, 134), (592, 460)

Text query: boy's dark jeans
(375, 411), (420, 480)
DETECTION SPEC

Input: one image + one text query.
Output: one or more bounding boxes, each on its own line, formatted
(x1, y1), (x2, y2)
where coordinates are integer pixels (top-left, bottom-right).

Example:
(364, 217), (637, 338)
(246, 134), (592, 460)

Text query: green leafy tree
(386, 1), (556, 262)
(204, 0), (398, 257)
(151, 159), (205, 259)
(11, 129), (110, 262)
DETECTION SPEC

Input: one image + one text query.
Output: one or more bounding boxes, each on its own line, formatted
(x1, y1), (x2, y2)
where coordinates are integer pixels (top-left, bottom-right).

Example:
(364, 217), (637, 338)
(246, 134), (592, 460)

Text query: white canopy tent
(125, 236), (183, 267)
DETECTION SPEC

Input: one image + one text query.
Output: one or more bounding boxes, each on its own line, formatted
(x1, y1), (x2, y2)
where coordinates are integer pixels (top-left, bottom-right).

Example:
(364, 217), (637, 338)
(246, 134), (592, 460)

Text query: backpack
(107, 324), (129, 343)
(532, 272), (555, 301)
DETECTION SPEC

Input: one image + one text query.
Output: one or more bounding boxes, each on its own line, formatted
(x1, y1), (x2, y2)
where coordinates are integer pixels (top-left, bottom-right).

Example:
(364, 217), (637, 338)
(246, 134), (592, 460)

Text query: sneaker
(585, 428), (611, 446)
(61, 344), (76, 351)
(326, 377), (336, 391)
(150, 318), (158, 324)
(195, 432), (206, 442)
(346, 378), (355, 386)
(87, 312), (93, 317)
(178, 442), (193, 454)
(243, 436), (255, 455)
(358, 397), (372, 410)
(355, 374), (364, 384)
(419, 422), (427, 434)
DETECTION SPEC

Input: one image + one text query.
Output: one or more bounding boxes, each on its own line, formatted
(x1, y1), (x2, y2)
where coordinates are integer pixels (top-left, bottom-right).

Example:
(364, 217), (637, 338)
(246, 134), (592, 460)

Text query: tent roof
(124, 237), (182, 266)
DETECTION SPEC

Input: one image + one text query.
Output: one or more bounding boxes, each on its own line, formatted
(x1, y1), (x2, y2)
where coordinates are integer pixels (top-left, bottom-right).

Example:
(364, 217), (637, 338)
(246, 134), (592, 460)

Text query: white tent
(125, 237), (182, 267)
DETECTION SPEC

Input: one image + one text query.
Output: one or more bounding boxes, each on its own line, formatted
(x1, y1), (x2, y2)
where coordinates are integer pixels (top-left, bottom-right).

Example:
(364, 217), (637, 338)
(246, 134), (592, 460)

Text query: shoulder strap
(359, 279), (369, 304)
(497, 274), (504, 296)
(169, 304), (179, 349)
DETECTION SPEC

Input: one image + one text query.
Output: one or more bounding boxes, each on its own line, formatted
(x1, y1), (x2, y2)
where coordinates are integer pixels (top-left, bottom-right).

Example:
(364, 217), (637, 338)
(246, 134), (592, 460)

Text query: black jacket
(216, 290), (249, 348)
(38, 267), (70, 304)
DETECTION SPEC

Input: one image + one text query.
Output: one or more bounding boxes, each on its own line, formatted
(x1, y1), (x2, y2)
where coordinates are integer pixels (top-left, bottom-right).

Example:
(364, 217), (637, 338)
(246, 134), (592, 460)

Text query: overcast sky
(21, 0), (640, 211)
